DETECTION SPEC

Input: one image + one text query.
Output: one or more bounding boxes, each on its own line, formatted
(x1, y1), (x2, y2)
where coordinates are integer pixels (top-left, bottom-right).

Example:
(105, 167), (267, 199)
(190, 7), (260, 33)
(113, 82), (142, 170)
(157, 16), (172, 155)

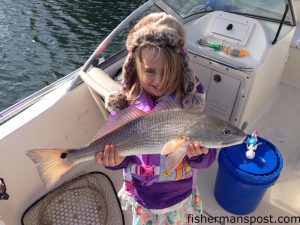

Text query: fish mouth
(222, 135), (247, 146)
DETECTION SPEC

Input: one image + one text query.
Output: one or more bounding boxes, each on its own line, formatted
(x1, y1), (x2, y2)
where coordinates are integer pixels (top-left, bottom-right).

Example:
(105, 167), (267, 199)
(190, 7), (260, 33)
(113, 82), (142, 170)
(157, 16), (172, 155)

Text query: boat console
(186, 11), (268, 69)
(184, 11), (295, 130)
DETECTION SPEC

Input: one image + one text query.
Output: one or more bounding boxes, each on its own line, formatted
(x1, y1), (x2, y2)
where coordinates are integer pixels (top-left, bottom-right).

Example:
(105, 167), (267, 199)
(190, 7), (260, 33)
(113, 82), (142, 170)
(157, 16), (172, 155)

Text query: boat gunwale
(0, 69), (79, 125)
(0, 49), (129, 126)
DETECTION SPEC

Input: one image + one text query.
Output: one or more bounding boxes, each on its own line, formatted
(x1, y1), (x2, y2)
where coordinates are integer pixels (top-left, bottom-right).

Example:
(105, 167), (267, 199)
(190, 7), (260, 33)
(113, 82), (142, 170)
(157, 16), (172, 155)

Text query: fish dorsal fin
(152, 96), (181, 112)
(89, 106), (146, 144)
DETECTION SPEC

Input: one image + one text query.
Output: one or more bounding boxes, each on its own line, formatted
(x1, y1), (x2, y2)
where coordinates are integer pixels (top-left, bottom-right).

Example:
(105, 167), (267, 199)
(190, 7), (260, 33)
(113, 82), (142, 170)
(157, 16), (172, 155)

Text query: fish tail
(27, 149), (74, 188)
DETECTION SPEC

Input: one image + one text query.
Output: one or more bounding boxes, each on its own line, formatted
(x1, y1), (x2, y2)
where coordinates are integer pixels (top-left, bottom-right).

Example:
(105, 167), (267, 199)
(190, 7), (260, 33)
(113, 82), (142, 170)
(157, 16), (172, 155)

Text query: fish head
(185, 114), (247, 148)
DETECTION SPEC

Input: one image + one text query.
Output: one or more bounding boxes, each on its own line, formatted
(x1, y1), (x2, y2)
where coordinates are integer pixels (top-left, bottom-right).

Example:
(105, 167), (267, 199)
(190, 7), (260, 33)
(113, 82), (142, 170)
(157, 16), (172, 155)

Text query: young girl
(96, 12), (216, 225)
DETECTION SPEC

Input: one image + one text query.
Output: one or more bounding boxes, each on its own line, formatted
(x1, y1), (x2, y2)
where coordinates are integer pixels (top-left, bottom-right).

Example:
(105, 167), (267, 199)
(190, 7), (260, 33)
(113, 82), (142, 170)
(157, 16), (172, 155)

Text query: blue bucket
(214, 135), (283, 215)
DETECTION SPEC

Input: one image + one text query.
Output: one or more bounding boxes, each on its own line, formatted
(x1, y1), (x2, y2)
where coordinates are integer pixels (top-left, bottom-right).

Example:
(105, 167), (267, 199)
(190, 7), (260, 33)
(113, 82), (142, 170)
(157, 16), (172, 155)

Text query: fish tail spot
(60, 152), (67, 159)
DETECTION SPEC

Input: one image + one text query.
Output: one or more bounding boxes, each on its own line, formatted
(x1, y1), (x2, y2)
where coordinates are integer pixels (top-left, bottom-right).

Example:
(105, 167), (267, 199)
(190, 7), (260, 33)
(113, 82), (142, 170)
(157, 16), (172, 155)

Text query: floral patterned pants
(119, 186), (203, 225)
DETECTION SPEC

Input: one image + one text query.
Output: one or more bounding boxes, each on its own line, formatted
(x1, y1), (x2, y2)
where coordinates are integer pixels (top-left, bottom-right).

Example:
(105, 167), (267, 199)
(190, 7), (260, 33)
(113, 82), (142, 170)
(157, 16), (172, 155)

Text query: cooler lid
(223, 136), (282, 176)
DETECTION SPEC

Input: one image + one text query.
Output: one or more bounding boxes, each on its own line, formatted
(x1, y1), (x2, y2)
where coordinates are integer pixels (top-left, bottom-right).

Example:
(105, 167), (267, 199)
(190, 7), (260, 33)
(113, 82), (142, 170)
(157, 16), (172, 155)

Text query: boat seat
(80, 68), (120, 119)
(21, 172), (125, 225)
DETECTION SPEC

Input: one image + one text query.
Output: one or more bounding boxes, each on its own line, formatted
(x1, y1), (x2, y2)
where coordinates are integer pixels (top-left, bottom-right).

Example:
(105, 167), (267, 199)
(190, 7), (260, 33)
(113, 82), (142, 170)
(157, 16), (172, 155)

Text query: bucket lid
(222, 135), (283, 177)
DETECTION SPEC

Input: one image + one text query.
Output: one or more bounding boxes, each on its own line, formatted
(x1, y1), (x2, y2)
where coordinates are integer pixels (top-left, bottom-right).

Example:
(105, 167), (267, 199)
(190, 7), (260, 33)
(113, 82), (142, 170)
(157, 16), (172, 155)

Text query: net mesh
(22, 172), (124, 225)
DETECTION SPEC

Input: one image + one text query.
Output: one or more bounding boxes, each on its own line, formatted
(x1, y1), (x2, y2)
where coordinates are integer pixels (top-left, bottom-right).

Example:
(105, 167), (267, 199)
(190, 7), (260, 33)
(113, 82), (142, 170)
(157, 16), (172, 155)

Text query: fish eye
(223, 129), (231, 136)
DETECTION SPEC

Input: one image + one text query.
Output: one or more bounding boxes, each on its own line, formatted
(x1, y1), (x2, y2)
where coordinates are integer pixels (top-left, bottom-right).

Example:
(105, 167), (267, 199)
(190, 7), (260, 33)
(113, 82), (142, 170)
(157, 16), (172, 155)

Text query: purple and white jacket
(106, 84), (216, 210)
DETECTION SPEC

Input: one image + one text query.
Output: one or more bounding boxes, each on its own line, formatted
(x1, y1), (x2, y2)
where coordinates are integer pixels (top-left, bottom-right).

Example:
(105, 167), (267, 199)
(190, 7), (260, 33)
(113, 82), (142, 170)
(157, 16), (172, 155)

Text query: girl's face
(139, 48), (166, 97)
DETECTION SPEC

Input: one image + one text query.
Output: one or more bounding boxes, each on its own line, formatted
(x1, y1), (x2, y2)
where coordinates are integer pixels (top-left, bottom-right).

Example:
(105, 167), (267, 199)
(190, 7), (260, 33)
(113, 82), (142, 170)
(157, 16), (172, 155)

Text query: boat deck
(197, 82), (300, 225)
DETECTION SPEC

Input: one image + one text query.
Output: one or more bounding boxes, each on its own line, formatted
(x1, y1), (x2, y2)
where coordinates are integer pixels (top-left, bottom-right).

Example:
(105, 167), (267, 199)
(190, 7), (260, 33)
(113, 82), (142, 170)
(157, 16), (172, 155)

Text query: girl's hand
(96, 145), (126, 167)
(186, 143), (209, 158)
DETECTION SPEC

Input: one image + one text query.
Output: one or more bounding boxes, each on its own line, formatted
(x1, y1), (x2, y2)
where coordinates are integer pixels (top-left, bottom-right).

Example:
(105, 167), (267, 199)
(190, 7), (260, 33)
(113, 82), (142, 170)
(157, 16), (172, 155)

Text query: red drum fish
(27, 99), (246, 187)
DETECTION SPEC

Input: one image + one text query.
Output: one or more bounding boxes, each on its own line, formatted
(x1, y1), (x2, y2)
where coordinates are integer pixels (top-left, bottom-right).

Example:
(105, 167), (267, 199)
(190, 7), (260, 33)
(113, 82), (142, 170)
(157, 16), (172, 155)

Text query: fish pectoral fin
(165, 148), (187, 172)
(161, 138), (188, 155)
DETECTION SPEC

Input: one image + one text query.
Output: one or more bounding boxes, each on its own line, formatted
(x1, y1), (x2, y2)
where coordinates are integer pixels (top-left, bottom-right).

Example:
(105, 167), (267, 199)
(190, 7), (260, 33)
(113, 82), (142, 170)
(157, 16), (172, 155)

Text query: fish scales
(70, 109), (192, 158)
(84, 109), (190, 156)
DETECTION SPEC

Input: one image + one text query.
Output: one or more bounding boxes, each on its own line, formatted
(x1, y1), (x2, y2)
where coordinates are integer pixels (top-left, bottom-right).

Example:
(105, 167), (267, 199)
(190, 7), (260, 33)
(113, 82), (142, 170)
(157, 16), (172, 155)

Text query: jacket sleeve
(104, 156), (131, 170)
(196, 80), (205, 95)
(184, 148), (217, 169)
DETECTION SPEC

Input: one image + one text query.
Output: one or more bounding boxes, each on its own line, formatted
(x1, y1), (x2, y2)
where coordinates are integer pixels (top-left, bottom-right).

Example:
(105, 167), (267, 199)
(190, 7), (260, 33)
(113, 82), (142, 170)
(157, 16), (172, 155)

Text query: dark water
(0, 0), (145, 112)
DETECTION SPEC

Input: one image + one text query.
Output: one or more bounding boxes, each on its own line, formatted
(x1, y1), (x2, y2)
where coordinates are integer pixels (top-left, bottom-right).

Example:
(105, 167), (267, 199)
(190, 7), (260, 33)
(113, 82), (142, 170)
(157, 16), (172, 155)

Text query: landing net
(21, 172), (124, 225)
